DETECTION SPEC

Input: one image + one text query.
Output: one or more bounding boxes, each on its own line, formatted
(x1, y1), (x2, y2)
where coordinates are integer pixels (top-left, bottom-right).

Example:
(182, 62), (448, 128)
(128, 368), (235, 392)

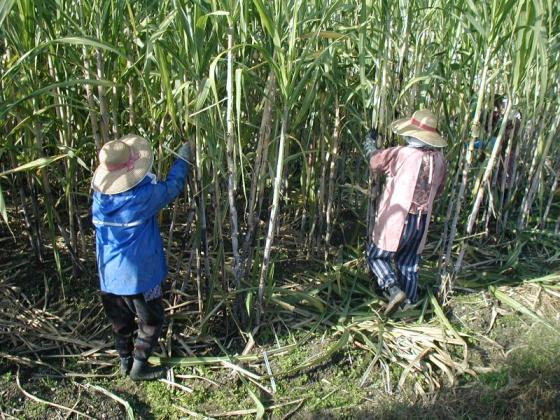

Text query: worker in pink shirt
(364, 110), (447, 315)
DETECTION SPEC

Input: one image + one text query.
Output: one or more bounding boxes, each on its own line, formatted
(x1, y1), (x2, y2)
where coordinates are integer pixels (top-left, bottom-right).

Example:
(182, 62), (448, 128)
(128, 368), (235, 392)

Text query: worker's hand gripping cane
(177, 142), (192, 163)
(363, 127), (378, 160)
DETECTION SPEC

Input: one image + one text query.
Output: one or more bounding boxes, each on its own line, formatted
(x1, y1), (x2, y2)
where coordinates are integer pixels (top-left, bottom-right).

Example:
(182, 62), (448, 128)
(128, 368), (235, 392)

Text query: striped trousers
(366, 213), (427, 303)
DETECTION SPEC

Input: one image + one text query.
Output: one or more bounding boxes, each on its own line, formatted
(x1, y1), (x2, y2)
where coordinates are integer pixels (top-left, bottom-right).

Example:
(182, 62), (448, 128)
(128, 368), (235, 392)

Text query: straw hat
(92, 134), (153, 195)
(391, 109), (447, 147)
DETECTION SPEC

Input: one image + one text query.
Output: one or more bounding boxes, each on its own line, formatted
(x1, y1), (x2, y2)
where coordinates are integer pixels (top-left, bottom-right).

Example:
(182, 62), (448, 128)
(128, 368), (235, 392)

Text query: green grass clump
(478, 369), (509, 390)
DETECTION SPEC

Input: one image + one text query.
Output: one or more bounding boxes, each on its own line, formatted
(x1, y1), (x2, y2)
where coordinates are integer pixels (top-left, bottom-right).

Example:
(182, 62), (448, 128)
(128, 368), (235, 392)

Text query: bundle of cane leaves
(267, 266), (474, 394)
(347, 314), (472, 393)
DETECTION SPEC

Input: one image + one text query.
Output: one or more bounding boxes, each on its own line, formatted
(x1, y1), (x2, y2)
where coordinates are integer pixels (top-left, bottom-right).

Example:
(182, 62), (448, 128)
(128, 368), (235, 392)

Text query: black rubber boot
(129, 359), (166, 381)
(383, 285), (406, 316)
(120, 356), (133, 376)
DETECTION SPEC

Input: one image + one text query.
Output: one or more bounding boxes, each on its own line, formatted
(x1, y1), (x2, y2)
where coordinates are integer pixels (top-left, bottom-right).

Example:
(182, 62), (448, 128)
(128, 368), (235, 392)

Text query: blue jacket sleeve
(140, 159), (189, 217)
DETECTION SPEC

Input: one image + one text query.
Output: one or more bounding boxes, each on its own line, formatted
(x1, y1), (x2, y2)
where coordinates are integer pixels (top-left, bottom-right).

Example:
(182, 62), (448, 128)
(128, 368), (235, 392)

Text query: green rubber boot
(129, 359), (166, 381)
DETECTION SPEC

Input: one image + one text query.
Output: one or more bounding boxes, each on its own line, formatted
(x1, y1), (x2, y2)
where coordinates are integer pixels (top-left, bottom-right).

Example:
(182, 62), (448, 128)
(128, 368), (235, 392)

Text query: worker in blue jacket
(91, 134), (190, 381)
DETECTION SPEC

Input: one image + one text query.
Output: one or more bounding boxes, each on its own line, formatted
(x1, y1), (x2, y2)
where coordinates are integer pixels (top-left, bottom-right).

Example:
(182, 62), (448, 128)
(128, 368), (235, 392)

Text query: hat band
(410, 117), (437, 133)
(105, 151), (140, 172)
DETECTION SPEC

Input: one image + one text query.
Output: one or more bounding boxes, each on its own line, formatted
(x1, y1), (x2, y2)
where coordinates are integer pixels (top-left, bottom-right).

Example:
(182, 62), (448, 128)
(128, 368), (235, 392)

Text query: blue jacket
(92, 159), (189, 295)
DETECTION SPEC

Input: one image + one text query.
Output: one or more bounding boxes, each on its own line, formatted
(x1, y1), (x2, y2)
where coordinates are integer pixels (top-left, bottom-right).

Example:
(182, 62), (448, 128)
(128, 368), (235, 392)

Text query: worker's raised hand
(363, 128), (378, 159)
(177, 143), (192, 162)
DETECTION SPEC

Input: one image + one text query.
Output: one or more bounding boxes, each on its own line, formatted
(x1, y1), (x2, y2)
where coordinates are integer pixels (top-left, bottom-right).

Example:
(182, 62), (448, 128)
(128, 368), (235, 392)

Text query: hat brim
(92, 134), (154, 195)
(391, 117), (447, 147)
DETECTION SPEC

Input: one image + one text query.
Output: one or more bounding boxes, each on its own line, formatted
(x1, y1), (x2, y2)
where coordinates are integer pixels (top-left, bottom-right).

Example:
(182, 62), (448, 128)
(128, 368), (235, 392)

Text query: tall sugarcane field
(1, 0), (559, 418)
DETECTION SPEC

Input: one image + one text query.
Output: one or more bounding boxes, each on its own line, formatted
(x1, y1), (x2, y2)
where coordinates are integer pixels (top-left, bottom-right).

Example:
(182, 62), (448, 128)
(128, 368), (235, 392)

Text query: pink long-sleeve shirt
(369, 146), (446, 253)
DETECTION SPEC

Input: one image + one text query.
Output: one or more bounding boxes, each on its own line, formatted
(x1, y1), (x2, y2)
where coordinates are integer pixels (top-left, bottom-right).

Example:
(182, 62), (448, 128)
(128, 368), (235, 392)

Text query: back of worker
(93, 160), (187, 295)
(91, 134), (190, 381)
(363, 110), (447, 315)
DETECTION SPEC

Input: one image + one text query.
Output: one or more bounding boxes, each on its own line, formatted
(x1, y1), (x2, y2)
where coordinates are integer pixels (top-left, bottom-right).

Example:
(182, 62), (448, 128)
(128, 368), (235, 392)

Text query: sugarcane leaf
(0, 79), (118, 118)
(75, 155), (90, 172)
(247, 388), (265, 420)
(196, 11), (229, 29)
(0, 0), (16, 28)
(86, 384), (135, 420)
(293, 71), (318, 125)
(150, 354), (257, 367)
(149, 10), (178, 42)
(428, 290), (466, 346)
(208, 49), (229, 104)
(252, 0), (281, 48)
(0, 155), (67, 177)
(245, 290), (253, 317)
(302, 31), (345, 40)
(194, 78), (211, 111)
(154, 43), (178, 131)
(490, 286), (558, 333)
(54, 37), (125, 58)
(282, 329), (350, 375)
(0, 183), (9, 227)
(221, 360), (262, 381)
(398, 75), (446, 101)
(463, 12), (487, 39)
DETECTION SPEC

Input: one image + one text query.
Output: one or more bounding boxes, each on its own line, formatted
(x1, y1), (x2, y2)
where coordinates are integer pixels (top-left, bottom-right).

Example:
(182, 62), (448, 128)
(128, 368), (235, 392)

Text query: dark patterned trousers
(366, 213), (427, 303)
(101, 292), (164, 361)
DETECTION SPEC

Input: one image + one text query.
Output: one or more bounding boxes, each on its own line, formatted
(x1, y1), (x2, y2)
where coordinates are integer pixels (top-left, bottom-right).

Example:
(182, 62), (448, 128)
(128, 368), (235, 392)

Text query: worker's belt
(92, 219), (146, 228)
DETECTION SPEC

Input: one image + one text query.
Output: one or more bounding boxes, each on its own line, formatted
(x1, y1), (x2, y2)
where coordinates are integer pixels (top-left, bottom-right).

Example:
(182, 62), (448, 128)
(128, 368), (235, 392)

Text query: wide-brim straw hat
(92, 134), (153, 195)
(391, 109), (447, 147)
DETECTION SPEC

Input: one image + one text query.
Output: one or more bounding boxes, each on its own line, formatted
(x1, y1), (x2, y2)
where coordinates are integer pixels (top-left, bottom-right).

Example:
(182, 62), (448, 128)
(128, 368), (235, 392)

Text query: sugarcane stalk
(47, 54), (79, 269)
(366, 7), (392, 241)
(157, 111), (165, 180)
(466, 97), (513, 233)
(396, 3), (410, 79)
(194, 126), (211, 284)
(315, 108), (328, 250)
(9, 149), (42, 260)
(241, 71), (276, 274)
(127, 56), (135, 127)
(95, 34), (110, 144)
(300, 119), (317, 252)
(194, 236), (203, 316)
(444, 45), (492, 277)
(541, 161), (559, 229)
(82, 51), (102, 152)
(224, 25), (242, 290)
(111, 79), (119, 138)
(502, 122), (527, 225)
(257, 106), (289, 323)
(324, 95), (340, 257)
(1, 45), (42, 259)
(211, 154), (228, 299)
(439, 110), (470, 273)
(518, 107), (560, 228)
(27, 176), (45, 256)
(31, 109), (80, 285)
(498, 118), (518, 211)
(77, 4), (102, 152)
